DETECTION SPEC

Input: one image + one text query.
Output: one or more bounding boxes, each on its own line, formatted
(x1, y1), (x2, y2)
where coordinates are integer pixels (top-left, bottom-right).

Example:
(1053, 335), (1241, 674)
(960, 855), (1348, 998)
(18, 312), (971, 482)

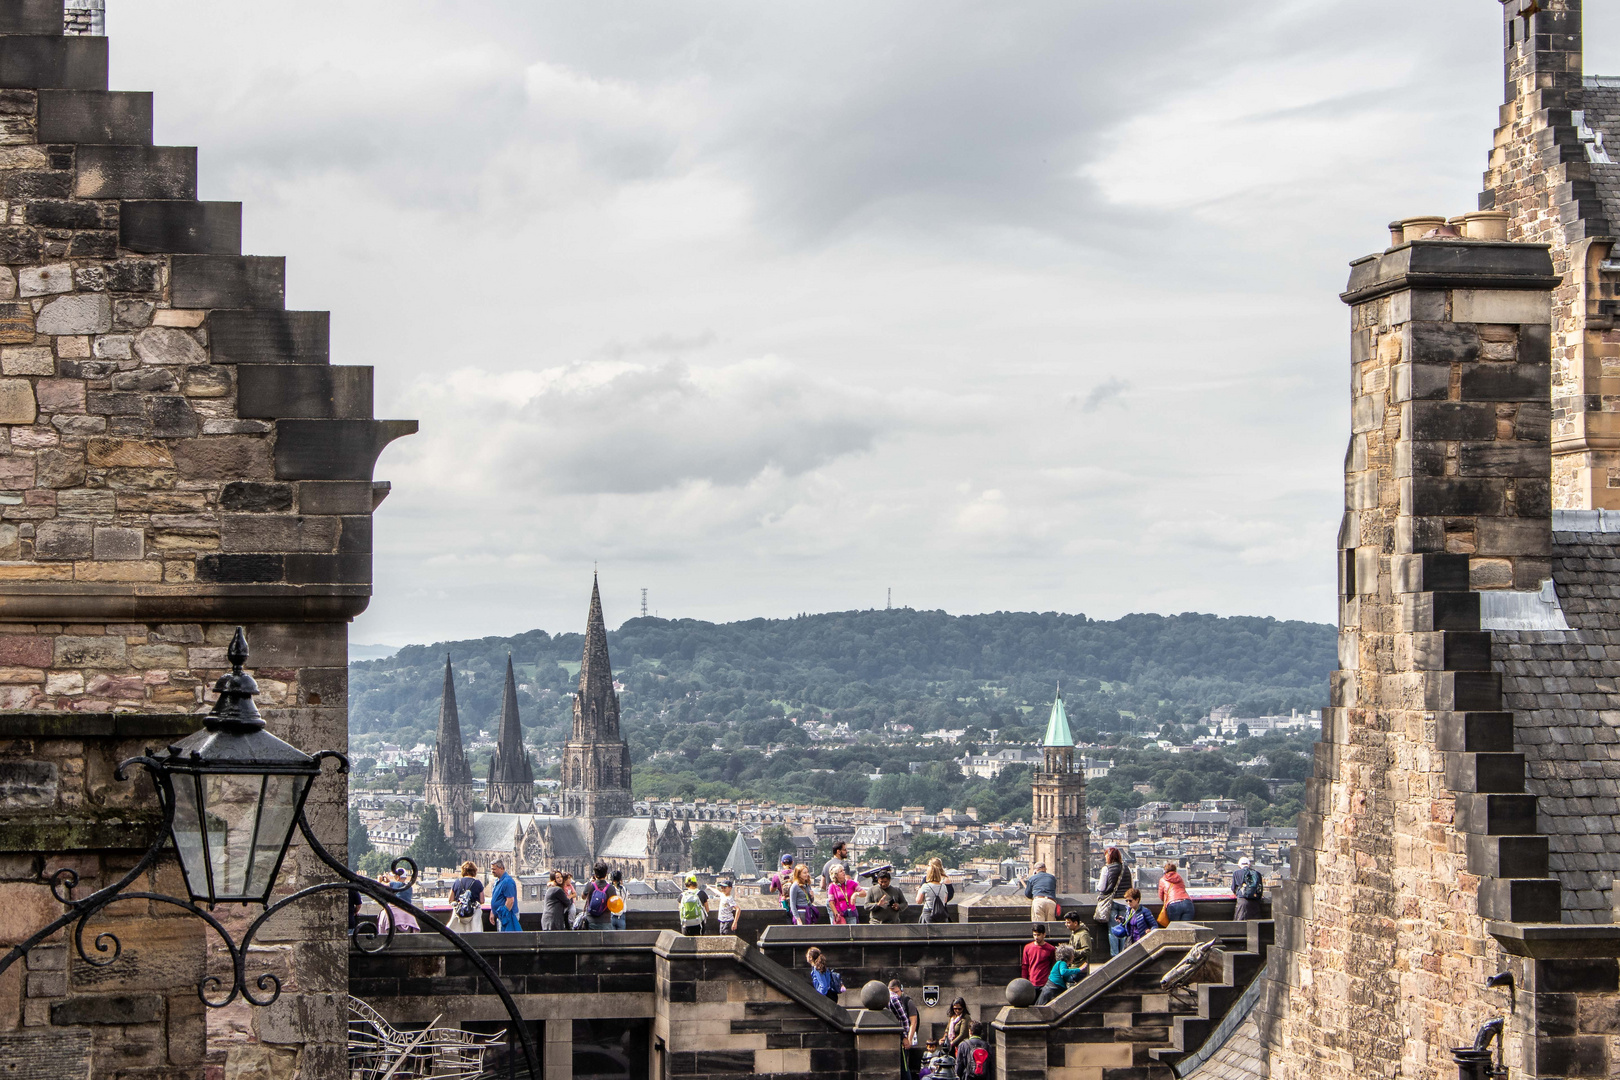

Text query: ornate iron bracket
(0, 750), (540, 1079)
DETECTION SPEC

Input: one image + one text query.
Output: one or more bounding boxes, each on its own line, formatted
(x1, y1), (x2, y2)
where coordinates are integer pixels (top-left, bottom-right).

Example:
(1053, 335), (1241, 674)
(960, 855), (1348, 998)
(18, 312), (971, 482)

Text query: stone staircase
(1000, 921), (1271, 1080)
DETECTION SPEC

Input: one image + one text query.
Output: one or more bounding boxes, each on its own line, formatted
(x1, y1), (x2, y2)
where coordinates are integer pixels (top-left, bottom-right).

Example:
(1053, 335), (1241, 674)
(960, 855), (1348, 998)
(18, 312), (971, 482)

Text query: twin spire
(487, 654), (535, 791)
(426, 655), (473, 786)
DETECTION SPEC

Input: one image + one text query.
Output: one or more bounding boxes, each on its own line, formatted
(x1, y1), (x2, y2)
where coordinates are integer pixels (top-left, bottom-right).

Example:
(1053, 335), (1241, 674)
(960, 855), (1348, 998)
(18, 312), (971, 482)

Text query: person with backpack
(805, 947), (844, 1001)
(768, 853), (794, 914)
(787, 864), (819, 925)
(579, 861), (617, 930)
(489, 860), (520, 932)
(609, 869), (628, 929)
(678, 873), (709, 935)
(541, 870), (569, 931)
(887, 980), (921, 1080)
(448, 861), (484, 934)
(1232, 857), (1263, 919)
(1095, 847), (1132, 957)
(916, 859), (953, 924)
(954, 1022), (991, 1079)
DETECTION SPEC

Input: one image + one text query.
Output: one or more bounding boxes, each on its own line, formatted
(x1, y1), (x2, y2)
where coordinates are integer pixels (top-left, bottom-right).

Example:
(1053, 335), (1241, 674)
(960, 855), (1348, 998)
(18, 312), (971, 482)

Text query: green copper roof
(1043, 689), (1074, 747)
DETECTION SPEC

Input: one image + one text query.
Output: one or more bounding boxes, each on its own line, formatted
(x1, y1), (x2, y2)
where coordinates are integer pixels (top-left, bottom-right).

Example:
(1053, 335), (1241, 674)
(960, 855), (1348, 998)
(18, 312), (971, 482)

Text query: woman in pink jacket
(1158, 862), (1194, 922)
(825, 865), (861, 924)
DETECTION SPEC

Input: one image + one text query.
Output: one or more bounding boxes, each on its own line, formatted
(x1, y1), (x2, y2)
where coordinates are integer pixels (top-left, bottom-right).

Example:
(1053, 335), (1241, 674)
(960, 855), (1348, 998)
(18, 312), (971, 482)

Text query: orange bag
(1156, 905), (1171, 929)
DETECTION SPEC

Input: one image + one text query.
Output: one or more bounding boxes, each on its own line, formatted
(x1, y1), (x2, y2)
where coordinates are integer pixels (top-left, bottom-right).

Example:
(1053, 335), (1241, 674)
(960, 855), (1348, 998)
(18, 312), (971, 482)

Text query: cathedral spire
(427, 656), (473, 786)
(424, 656), (475, 849)
(575, 573), (620, 742)
(486, 654), (535, 813)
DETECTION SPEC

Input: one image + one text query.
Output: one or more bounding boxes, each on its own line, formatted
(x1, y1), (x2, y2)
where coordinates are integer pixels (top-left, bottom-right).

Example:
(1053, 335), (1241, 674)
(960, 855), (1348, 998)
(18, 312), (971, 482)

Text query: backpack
(968, 1043), (990, 1077)
(926, 883), (949, 922)
(452, 884), (477, 920)
(679, 888), (704, 925)
(587, 880), (612, 918)
(1238, 868), (1263, 900)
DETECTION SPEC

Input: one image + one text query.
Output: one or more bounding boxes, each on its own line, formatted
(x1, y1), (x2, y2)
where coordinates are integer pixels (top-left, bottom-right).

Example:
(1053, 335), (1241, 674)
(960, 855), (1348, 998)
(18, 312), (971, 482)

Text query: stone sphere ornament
(1005, 978), (1039, 1008)
(860, 980), (890, 1011)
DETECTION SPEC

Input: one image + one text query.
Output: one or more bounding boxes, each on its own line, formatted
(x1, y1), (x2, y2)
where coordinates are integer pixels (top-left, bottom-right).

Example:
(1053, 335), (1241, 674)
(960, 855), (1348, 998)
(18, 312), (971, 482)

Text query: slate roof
(598, 817), (660, 860)
(471, 812), (592, 857)
(1580, 77), (1620, 228)
(1494, 516), (1620, 922)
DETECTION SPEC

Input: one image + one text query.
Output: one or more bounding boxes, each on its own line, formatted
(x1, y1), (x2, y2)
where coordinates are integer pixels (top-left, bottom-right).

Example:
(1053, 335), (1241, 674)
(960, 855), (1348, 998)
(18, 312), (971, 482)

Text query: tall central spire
(485, 654), (535, 813)
(574, 573), (621, 742)
(424, 656), (475, 849)
(561, 574), (633, 834)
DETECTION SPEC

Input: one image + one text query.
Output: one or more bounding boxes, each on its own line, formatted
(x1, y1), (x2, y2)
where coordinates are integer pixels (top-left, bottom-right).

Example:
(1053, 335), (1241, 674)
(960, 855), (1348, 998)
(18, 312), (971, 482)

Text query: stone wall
(0, 4), (414, 1078)
(1252, 237), (1564, 1080)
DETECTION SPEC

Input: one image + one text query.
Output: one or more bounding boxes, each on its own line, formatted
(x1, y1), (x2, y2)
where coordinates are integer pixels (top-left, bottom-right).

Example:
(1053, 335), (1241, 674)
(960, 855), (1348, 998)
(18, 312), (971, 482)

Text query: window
(574, 1018), (650, 1080)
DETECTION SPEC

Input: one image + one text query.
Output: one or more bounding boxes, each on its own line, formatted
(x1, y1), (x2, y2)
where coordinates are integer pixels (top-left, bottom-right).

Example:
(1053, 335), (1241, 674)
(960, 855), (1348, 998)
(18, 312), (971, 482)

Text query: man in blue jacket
(489, 859), (521, 932)
(1022, 861), (1059, 922)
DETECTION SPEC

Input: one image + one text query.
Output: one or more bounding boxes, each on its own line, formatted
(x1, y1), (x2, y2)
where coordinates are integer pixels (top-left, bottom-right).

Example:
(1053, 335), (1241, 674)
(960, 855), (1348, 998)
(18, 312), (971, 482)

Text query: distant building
(1027, 688), (1089, 893)
(958, 746), (1044, 778)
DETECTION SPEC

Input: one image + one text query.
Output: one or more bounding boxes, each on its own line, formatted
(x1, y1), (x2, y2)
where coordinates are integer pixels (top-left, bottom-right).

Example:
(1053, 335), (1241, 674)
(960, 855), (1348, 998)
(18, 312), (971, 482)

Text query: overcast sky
(110, 2), (1620, 645)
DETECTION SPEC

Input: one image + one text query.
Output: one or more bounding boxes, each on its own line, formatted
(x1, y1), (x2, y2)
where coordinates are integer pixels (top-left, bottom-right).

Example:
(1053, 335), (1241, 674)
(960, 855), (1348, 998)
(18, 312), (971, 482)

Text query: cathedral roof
(426, 656), (473, 787)
(472, 813), (592, 857)
(598, 817), (659, 859)
(1043, 688), (1074, 747)
(487, 655), (535, 787)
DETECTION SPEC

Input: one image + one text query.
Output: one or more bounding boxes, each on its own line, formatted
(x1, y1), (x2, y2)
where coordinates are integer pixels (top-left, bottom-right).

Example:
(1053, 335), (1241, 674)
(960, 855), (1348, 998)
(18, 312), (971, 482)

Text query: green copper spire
(1043, 686), (1074, 747)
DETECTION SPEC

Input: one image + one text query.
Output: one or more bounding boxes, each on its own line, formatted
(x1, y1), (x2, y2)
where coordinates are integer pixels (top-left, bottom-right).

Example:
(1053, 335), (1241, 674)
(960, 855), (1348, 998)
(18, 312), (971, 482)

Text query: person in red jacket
(1020, 924), (1057, 989)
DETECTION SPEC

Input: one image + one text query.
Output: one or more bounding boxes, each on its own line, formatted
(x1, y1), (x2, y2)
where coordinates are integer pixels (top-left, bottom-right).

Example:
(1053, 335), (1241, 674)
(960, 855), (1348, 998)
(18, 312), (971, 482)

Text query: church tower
(485, 655), (536, 813)
(561, 576), (634, 840)
(424, 657), (475, 851)
(1029, 688), (1089, 894)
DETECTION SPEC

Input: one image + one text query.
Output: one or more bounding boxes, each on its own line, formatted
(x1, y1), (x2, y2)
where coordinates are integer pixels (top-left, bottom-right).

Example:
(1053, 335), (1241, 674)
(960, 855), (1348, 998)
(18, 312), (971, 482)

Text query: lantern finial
(208, 626), (263, 732)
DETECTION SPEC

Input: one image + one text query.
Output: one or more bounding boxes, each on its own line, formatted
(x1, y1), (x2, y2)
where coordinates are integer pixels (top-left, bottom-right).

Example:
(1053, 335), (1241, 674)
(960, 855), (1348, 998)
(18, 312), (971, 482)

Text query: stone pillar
(0, 9), (414, 1078)
(1259, 235), (1562, 1080)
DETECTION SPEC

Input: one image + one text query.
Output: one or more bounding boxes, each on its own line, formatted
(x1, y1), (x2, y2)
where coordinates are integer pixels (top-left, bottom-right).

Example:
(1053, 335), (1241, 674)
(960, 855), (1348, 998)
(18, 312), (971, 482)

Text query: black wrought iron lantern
(155, 627), (320, 905)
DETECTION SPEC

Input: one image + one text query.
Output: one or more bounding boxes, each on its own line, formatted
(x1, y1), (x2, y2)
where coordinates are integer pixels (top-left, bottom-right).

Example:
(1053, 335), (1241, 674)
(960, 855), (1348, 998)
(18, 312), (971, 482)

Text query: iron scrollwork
(0, 749), (541, 1079)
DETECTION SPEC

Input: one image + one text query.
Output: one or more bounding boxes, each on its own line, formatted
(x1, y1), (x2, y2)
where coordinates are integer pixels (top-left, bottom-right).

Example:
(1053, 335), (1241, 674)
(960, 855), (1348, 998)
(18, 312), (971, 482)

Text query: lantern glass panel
(247, 773), (307, 898)
(202, 773), (262, 899)
(169, 774), (211, 901)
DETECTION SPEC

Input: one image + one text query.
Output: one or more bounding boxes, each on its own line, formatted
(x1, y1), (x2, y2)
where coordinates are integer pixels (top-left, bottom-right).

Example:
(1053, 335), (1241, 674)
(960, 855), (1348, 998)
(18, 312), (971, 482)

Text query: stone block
(34, 378), (83, 413)
(50, 993), (161, 1026)
(0, 302), (32, 343)
(35, 89), (153, 145)
(0, 378), (33, 423)
(73, 144), (194, 200)
(1407, 401), (1496, 440)
(171, 436), (271, 482)
(17, 264), (71, 298)
(221, 514), (338, 554)
(33, 520), (89, 559)
(205, 310), (329, 365)
(1407, 321), (1481, 364)
(35, 294), (110, 336)
(297, 480), (372, 515)
(131, 326), (205, 366)
(0, 35), (106, 92)
(147, 395), (199, 437)
(90, 526), (140, 560)
(220, 482), (293, 513)
(237, 364), (373, 419)
(169, 254), (284, 310)
(0, 882), (64, 946)
(52, 634), (124, 667)
(0, 346), (49, 376)
(1451, 288), (1552, 324)
(85, 438), (171, 468)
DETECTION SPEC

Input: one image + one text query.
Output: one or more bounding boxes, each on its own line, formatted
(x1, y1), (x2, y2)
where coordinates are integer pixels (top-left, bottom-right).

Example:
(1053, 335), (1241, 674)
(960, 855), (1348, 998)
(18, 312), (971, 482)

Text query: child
(716, 878), (740, 935)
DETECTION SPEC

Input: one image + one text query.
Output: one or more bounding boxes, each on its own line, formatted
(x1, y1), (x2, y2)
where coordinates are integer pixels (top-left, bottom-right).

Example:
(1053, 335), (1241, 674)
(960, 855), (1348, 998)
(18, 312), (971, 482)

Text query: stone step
(1467, 832), (1549, 879)
(1477, 876), (1561, 923)
(1168, 1014), (1214, 1052)
(0, 1), (65, 36)
(237, 364), (373, 420)
(1425, 670), (1503, 712)
(1412, 630), (1494, 672)
(119, 200), (240, 254)
(272, 418), (416, 482)
(1456, 792), (1538, 835)
(170, 253), (283, 309)
(1436, 711), (1516, 753)
(207, 310), (329, 365)
(74, 144), (194, 199)
(1444, 751), (1525, 794)
(0, 34), (103, 89)
(37, 89), (150, 144)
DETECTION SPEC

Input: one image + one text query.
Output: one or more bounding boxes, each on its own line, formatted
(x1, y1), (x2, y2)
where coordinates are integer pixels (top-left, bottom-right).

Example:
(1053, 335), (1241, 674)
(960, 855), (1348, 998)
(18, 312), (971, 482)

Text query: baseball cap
(717, 878), (733, 888)
(1238, 857), (1253, 868)
(780, 854), (793, 866)
(685, 874), (698, 885)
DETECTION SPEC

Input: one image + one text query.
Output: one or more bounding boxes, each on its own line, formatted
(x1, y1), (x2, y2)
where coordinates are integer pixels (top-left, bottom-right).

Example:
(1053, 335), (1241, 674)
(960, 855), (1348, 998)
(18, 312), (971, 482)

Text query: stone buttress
(0, 3), (415, 1077)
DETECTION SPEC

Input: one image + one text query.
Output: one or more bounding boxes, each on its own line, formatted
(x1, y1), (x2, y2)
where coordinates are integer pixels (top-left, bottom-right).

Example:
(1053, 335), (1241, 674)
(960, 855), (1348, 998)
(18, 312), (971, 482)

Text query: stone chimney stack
(61, 0), (102, 36)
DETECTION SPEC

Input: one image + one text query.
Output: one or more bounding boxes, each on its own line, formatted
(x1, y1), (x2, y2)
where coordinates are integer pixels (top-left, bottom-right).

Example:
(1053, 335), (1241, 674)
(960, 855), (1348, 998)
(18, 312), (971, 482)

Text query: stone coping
(0, 711), (203, 739)
(1341, 239), (1558, 304)
(1487, 920), (1620, 957)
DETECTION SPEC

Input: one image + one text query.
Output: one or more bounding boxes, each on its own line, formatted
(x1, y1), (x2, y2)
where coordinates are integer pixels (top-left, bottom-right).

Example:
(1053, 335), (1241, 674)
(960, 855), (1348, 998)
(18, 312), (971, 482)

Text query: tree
(1227, 775), (1272, 803)
(692, 825), (733, 872)
(1162, 770), (1199, 804)
(975, 840), (1016, 861)
(404, 806), (456, 871)
(348, 806), (374, 870)
(358, 850), (393, 878)
(908, 834), (963, 869)
(758, 825), (796, 870)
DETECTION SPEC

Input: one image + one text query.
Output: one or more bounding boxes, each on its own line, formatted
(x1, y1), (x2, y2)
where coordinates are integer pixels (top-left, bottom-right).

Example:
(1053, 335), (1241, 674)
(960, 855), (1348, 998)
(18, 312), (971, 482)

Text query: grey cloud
(1077, 378), (1128, 413)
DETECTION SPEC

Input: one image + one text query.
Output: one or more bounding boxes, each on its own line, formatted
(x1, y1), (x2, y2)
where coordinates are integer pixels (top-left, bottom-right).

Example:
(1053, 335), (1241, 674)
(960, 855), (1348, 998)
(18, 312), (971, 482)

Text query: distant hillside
(348, 608), (1334, 761)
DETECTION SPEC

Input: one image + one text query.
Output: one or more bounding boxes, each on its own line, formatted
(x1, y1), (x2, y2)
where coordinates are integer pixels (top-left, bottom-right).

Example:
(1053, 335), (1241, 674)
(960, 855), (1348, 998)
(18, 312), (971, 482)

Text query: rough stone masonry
(0, 2), (415, 1078)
